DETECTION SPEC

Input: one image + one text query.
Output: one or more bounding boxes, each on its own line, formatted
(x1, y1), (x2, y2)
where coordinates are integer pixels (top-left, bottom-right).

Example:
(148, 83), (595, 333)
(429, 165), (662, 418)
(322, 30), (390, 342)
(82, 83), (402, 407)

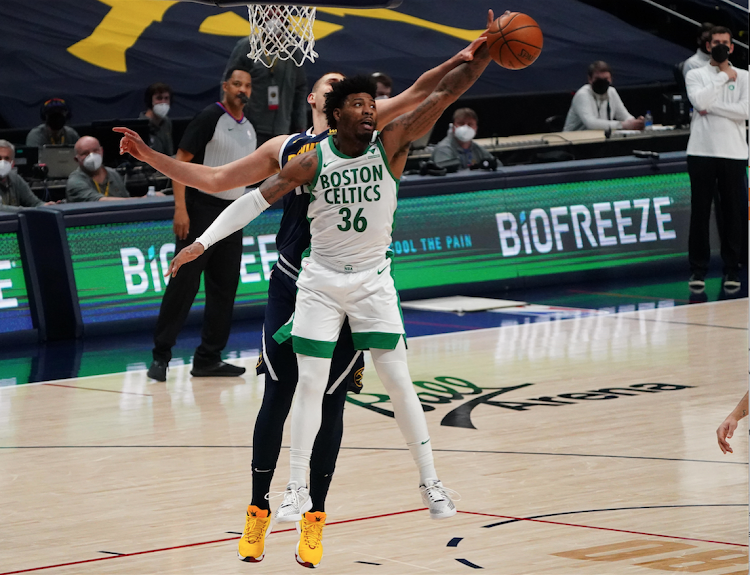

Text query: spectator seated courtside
(563, 61), (645, 132)
(26, 98), (80, 148)
(66, 136), (132, 202)
(430, 108), (498, 172)
(0, 139), (50, 211)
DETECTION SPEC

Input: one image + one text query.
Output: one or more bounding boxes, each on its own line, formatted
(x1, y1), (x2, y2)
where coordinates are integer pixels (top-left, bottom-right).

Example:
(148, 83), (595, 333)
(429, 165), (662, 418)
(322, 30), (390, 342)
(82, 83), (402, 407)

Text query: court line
(616, 315), (747, 331)
(0, 509), (425, 575)
(2, 445), (744, 466)
(42, 383), (152, 396)
(4, 506), (742, 575)
(459, 508), (748, 547)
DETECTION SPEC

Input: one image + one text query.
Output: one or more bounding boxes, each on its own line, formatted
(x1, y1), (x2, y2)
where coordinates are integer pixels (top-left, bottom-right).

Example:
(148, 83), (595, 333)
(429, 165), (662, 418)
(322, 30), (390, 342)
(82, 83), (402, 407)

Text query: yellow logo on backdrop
(68, 0), (484, 72)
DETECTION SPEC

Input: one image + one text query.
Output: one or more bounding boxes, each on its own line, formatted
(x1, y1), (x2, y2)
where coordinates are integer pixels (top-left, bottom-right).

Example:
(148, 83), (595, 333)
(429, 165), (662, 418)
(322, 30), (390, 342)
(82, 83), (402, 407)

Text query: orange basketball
(484, 12), (543, 70)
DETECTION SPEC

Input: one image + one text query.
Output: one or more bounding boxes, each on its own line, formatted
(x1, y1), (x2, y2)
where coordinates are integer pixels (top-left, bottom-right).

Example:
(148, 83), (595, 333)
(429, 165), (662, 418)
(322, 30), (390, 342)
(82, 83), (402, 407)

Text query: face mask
(152, 103), (170, 118)
(0, 160), (12, 178)
(711, 44), (730, 63)
(46, 112), (66, 131)
(375, 95), (389, 100)
(591, 78), (610, 95)
(454, 124), (476, 143)
(83, 152), (103, 172)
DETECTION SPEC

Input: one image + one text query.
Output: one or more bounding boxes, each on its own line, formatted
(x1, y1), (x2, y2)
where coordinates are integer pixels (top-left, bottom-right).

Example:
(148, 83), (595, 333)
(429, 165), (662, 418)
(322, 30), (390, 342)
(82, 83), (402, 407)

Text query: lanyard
(94, 179), (110, 197)
(595, 97), (611, 120)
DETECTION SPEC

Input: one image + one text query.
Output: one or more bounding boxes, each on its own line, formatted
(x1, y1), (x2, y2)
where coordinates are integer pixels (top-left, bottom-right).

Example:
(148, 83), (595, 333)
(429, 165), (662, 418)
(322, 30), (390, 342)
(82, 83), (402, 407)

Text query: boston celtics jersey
(307, 132), (398, 271)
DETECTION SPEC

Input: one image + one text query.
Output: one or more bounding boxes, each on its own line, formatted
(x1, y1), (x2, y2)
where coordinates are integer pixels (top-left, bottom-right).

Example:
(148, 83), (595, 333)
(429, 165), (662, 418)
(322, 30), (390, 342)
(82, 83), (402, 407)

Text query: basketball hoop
(246, 4), (318, 67)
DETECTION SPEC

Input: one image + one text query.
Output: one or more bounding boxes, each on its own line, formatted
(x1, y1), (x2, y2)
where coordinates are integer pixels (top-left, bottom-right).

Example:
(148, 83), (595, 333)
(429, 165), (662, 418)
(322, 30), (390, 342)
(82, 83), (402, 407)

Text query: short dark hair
(587, 60), (611, 78)
(224, 66), (252, 82)
(144, 82), (172, 109)
(453, 108), (478, 123)
(371, 72), (392, 89)
(324, 75), (377, 129)
(709, 26), (733, 41)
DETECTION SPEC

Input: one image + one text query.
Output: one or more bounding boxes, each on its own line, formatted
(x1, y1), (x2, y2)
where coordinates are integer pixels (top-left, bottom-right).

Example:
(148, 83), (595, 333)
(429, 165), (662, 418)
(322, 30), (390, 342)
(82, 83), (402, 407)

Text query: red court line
(458, 511), (748, 548)
(42, 383), (152, 397)
(0, 509), (425, 574)
(3, 507), (743, 574)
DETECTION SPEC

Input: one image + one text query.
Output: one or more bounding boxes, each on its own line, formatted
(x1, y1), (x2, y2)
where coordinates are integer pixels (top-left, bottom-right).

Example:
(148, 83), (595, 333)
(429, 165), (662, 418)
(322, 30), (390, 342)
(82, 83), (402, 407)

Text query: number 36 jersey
(307, 132), (398, 272)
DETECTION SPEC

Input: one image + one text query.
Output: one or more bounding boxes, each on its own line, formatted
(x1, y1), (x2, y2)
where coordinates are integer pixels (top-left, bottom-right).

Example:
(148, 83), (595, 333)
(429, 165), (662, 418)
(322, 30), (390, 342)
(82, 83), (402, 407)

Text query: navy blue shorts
(256, 265), (365, 394)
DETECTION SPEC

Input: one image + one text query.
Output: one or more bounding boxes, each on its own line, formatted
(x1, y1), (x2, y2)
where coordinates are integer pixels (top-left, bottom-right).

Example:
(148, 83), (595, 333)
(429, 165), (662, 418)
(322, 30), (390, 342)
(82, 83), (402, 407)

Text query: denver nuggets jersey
(273, 128), (332, 279)
(307, 133), (398, 271)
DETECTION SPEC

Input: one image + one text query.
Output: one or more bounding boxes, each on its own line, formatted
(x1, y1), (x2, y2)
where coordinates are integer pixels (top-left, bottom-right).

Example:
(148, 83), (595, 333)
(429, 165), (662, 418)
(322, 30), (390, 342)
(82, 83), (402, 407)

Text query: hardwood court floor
(0, 300), (747, 574)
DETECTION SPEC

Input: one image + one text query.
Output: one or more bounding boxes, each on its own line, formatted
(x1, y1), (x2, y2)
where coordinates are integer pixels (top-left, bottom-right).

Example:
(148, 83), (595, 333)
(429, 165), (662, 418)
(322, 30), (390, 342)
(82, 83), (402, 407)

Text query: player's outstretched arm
(115, 127), (285, 192)
(380, 38), (492, 177)
(166, 150), (319, 277)
(717, 391), (749, 454)
(376, 11), (493, 127)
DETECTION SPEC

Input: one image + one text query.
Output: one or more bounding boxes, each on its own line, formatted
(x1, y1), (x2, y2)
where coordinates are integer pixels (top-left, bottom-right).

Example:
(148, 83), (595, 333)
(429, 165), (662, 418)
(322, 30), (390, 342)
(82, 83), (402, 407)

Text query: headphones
(40, 98), (71, 120)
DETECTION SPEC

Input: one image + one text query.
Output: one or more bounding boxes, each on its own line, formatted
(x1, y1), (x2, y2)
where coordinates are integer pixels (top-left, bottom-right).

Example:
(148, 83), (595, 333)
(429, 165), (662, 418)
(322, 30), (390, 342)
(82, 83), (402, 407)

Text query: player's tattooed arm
(381, 40), (492, 157)
(259, 149), (318, 204)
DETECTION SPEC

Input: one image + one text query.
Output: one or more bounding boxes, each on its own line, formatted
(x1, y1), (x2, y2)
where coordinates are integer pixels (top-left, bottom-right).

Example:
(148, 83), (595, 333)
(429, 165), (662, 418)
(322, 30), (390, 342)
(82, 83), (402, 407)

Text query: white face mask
(0, 160), (12, 178)
(83, 152), (103, 172)
(152, 103), (170, 118)
(375, 95), (389, 100)
(454, 124), (476, 143)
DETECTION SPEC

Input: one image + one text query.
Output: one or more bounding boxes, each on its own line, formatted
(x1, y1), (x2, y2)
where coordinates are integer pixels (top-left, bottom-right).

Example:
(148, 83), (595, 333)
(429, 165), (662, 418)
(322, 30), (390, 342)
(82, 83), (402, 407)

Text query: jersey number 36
(338, 207), (368, 232)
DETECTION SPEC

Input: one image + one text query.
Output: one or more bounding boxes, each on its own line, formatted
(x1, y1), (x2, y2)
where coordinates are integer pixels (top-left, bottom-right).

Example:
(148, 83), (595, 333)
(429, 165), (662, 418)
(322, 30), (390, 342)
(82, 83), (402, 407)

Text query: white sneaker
(420, 479), (458, 520)
(272, 482), (313, 523)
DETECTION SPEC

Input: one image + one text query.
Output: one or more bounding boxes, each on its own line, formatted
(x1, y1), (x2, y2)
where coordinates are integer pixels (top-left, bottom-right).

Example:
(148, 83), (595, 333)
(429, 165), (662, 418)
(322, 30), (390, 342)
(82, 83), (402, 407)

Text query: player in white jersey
(116, 34), (489, 566)
(165, 28), (495, 566)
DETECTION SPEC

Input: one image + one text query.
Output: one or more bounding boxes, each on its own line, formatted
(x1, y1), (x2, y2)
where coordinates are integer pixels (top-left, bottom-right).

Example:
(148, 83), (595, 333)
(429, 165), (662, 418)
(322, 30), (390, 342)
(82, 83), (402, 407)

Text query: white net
(247, 5), (318, 67)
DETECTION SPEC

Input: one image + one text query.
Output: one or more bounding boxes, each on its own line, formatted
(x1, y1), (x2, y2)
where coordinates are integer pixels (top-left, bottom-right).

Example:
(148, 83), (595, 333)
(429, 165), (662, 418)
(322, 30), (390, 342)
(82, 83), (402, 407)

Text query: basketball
(484, 12), (543, 70)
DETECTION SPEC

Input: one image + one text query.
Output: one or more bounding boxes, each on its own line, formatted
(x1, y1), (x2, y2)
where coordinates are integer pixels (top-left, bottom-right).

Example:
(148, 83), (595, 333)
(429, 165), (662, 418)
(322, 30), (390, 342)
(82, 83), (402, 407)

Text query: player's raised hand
(113, 126), (151, 161)
(459, 36), (488, 62)
(167, 242), (205, 277)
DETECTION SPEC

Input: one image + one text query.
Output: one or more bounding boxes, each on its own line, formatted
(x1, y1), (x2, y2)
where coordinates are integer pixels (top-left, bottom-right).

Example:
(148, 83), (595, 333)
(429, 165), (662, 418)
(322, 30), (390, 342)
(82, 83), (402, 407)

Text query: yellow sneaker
(238, 505), (271, 562)
(295, 511), (326, 568)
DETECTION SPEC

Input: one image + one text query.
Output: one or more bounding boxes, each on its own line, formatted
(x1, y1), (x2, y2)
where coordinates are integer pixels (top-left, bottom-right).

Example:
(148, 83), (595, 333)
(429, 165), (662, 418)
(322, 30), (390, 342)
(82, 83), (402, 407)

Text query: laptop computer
(12, 145), (39, 178)
(39, 145), (78, 179)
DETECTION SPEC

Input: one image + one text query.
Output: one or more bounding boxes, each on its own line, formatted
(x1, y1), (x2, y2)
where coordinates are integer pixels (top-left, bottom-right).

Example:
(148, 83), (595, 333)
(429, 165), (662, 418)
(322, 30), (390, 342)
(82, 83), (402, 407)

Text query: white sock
(370, 340), (438, 485)
(289, 449), (312, 488)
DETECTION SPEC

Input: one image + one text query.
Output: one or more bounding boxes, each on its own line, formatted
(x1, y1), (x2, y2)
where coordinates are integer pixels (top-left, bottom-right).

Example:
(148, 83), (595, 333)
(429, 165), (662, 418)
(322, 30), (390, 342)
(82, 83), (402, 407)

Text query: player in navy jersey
(116, 32), (489, 563)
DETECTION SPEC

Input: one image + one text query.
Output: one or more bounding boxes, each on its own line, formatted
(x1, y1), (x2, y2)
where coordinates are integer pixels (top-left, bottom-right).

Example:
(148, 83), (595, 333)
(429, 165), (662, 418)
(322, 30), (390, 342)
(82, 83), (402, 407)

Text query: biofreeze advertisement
(64, 172), (688, 324)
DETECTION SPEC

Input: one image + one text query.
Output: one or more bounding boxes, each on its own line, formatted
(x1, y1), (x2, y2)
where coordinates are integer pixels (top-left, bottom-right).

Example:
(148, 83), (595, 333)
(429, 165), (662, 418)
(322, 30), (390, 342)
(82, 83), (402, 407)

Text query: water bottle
(147, 185), (156, 197)
(644, 110), (653, 130)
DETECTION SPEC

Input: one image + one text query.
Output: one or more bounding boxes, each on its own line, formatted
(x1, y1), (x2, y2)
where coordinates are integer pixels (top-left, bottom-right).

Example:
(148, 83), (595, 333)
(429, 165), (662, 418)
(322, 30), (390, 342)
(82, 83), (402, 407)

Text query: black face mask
(46, 112), (67, 131)
(711, 43), (730, 63)
(591, 78), (610, 95)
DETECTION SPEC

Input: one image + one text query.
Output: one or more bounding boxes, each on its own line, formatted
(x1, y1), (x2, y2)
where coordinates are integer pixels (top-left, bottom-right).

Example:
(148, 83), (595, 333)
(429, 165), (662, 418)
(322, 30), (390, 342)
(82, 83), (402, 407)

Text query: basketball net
(246, 5), (318, 67)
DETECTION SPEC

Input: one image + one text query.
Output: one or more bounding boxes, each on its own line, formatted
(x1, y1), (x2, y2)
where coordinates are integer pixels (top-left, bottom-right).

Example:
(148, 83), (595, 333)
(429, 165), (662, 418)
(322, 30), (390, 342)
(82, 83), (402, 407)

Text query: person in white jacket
(685, 26), (748, 292)
(563, 60), (645, 132)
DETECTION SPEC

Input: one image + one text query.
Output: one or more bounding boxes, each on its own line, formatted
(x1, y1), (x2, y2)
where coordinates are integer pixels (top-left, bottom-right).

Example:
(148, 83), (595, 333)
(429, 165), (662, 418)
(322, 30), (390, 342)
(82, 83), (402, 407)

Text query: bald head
(75, 136), (102, 157)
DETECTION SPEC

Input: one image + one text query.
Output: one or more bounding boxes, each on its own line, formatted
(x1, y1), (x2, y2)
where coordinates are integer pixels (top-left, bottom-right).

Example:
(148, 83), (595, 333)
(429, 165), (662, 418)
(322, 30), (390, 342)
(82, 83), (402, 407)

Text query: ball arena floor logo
(495, 197), (676, 257)
(346, 378), (693, 429)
